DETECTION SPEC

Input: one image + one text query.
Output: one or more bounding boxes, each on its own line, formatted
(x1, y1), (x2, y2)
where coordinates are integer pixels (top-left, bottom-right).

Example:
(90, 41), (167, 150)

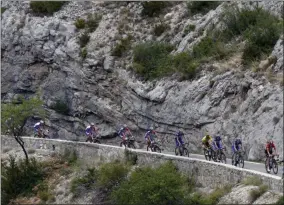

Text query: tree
(1, 95), (46, 161)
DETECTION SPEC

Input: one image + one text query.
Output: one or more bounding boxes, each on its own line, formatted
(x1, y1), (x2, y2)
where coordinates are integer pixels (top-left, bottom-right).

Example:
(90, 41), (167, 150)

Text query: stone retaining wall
(1, 136), (283, 193)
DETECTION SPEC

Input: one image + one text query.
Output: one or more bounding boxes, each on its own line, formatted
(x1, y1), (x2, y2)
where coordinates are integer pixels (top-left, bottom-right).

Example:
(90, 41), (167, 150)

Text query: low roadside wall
(1, 136), (283, 193)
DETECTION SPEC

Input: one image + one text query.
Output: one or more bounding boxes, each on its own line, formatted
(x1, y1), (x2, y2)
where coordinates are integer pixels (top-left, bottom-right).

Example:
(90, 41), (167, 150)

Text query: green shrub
(62, 148), (78, 165)
(242, 15), (281, 64)
(221, 6), (281, 64)
(124, 149), (138, 165)
(167, 52), (198, 80)
(183, 24), (196, 36)
(30, 1), (66, 15)
(1, 7), (7, 14)
(153, 23), (169, 36)
(1, 156), (45, 205)
(187, 1), (221, 15)
(112, 35), (132, 57)
(207, 185), (232, 205)
(38, 181), (53, 202)
(141, 1), (167, 17)
(276, 196), (284, 204)
(249, 185), (268, 202)
(132, 42), (199, 80)
(78, 32), (90, 48)
(50, 100), (70, 115)
(132, 41), (174, 79)
(97, 161), (129, 189)
(242, 176), (262, 186)
(80, 48), (87, 59)
(111, 161), (194, 205)
(192, 36), (228, 60)
(27, 148), (36, 154)
(86, 14), (102, 32)
(74, 18), (86, 29)
(70, 168), (98, 195)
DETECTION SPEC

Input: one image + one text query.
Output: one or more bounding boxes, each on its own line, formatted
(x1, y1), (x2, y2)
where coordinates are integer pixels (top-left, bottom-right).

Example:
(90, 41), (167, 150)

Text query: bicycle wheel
(232, 153), (236, 166)
(154, 145), (161, 153)
(183, 148), (189, 157)
(94, 139), (101, 144)
(204, 149), (209, 161)
(265, 158), (270, 173)
(129, 142), (136, 149)
(238, 156), (244, 168)
(272, 159), (278, 174)
(120, 141), (126, 148)
(221, 153), (227, 164)
(175, 147), (179, 156)
(211, 150), (217, 162)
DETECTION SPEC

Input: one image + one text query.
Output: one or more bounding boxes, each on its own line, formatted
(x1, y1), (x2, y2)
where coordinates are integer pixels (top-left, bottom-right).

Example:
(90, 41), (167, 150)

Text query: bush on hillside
(30, 1), (66, 15)
(221, 6), (282, 64)
(187, 1), (221, 15)
(1, 7), (7, 14)
(276, 196), (284, 204)
(50, 100), (70, 115)
(112, 35), (133, 57)
(75, 18), (86, 29)
(111, 161), (194, 205)
(183, 24), (196, 37)
(71, 168), (98, 196)
(97, 161), (130, 189)
(86, 14), (102, 32)
(132, 42), (199, 80)
(80, 47), (87, 59)
(153, 23), (169, 36)
(1, 156), (45, 205)
(78, 32), (90, 48)
(192, 36), (228, 60)
(132, 41), (174, 79)
(141, 1), (167, 17)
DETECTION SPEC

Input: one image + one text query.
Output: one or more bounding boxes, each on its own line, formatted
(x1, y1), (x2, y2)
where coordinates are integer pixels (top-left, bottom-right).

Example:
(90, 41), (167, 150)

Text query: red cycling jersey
(266, 142), (276, 152)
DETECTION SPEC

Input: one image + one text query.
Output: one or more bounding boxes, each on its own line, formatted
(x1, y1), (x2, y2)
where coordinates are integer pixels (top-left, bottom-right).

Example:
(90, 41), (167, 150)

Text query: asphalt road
(137, 148), (283, 178)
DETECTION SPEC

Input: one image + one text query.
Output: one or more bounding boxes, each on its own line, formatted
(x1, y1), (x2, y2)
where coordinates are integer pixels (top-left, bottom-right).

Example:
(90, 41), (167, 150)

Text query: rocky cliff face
(1, 1), (283, 160)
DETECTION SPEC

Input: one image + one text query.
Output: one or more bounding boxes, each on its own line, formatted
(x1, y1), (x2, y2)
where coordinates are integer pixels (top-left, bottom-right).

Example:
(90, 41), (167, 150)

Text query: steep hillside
(1, 1), (283, 160)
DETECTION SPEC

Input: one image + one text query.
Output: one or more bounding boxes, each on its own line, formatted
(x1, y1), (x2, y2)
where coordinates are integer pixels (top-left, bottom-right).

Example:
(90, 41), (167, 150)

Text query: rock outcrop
(1, 1), (283, 160)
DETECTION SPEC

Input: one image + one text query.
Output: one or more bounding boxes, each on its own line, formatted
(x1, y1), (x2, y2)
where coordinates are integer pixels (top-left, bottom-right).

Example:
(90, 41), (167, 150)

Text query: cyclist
(202, 134), (213, 150)
(118, 124), (132, 144)
(175, 130), (185, 155)
(232, 138), (243, 166)
(212, 135), (223, 161)
(265, 137), (278, 172)
(144, 127), (157, 151)
(34, 120), (45, 138)
(85, 123), (98, 142)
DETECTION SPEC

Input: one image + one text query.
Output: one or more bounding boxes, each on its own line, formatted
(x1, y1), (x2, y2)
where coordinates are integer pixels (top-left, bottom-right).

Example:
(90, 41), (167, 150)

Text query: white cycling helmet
(123, 124), (127, 128)
(91, 123), (95, 126)
(40, 120), (44, 124)
(150, 126), (154, 130)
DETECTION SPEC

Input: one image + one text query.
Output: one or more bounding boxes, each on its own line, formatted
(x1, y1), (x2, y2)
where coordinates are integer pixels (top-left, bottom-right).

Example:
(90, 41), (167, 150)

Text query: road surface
(136, 148), (283, 178)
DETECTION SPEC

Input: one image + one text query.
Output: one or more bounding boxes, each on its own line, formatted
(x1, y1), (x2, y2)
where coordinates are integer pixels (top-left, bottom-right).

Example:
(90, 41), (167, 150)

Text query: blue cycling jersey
(144, 130), (156, 141)
(34, 122), (41, 131)
(175, 132), (184, 146)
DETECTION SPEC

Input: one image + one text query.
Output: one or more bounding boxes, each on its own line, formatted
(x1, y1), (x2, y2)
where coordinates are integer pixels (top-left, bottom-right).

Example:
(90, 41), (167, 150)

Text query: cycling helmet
(149, 126), (154, 131)
(91, 123), (95, 126)
(178, 130), (184, 135)
(123, 124), (127, 128)
(40, 120), (44, 124)
(235, 138), (241, 143)
(206, 134), (210, 138)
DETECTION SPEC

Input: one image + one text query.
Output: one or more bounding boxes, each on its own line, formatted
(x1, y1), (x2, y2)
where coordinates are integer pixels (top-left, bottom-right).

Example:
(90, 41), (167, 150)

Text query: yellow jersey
(202, 135), (212, 143)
